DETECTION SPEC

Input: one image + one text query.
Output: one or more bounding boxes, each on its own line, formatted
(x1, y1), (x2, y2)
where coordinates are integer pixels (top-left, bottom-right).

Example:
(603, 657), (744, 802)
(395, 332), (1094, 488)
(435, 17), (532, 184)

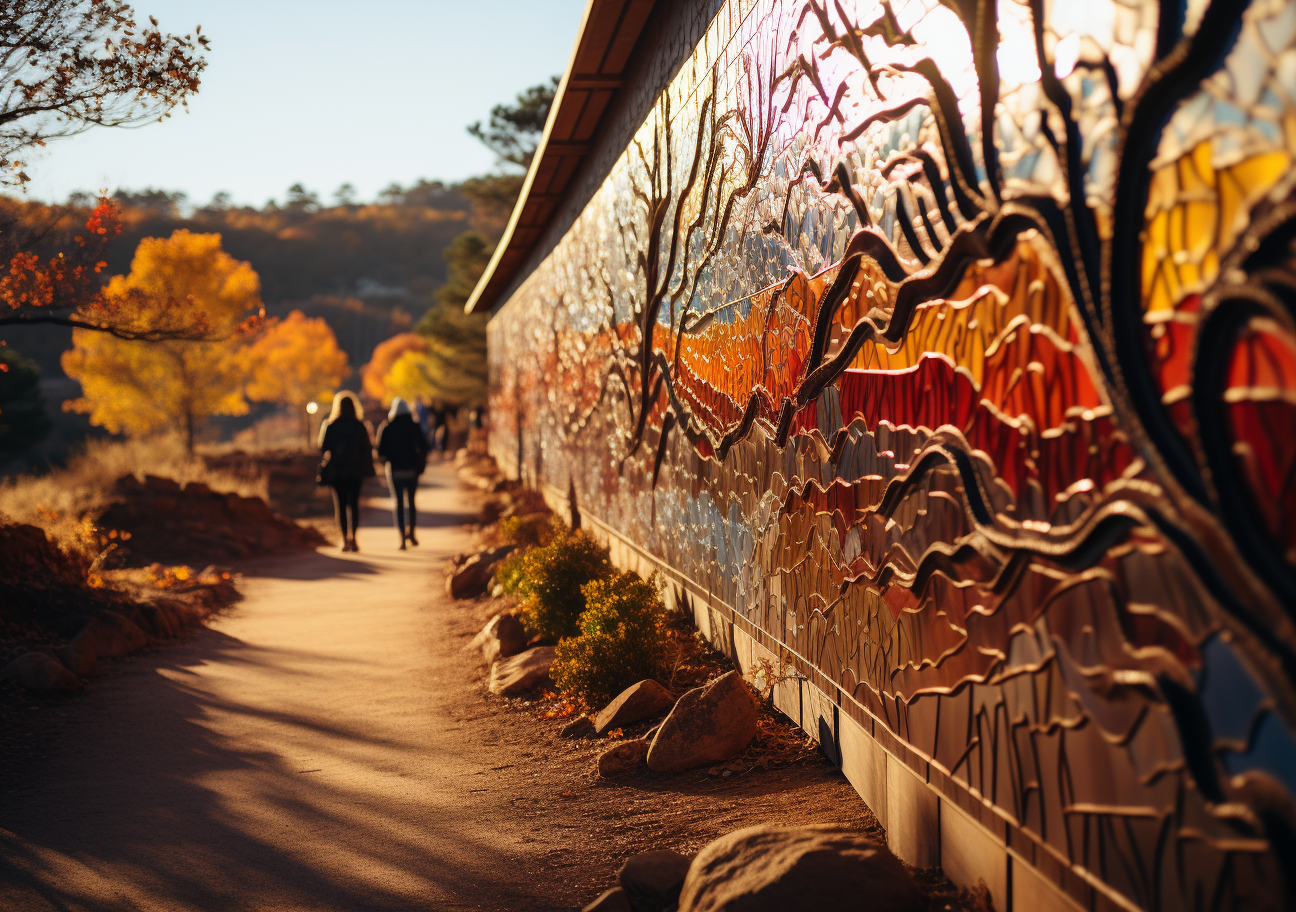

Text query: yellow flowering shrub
(517, 528), (613, 639)
(552, 572), (668, 707)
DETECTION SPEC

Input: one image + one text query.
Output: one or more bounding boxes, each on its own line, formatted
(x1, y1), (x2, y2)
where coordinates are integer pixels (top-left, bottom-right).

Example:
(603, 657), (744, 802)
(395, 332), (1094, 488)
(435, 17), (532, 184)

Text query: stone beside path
(598, 739), (650, 777)
(582, 825), (921, 912)
(488, 645), (555, 696)
(594, 679), (675, 735)
(447, 544), (514, 599)
(0, 652), (81, 696)
(646, 671), (758, 774)
(471, 612), (528, 665)
(677, 824), (922, 912)
(619, 849), (691, 912)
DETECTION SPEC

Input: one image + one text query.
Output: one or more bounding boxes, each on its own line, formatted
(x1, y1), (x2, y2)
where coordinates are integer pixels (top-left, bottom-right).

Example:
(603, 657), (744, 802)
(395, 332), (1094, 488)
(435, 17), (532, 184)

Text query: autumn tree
(245, 309), (349, 442)
(0, 196), (124, 330)
(360, 332), (427, 404)
(0, 1), (208, 186)
(382, 339), (485, 408)
(62, 230), (262, 452)
(0, 196), (239, 341)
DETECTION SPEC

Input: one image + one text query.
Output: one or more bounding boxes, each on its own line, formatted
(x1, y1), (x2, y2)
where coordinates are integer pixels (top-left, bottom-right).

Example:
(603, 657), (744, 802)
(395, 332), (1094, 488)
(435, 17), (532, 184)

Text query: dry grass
(0, 435), (267, 555)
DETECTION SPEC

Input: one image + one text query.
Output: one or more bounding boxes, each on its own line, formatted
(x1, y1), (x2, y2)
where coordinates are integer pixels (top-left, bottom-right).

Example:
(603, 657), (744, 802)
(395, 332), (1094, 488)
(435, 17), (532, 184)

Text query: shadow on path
(0, 466), (553, 912)
(243, 470), (478, 582)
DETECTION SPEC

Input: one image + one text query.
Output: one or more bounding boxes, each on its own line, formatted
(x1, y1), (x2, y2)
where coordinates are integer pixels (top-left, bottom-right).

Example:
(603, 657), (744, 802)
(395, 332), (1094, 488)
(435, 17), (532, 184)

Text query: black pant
(330, 479), (362, 538)
(391, 479), (417, 536)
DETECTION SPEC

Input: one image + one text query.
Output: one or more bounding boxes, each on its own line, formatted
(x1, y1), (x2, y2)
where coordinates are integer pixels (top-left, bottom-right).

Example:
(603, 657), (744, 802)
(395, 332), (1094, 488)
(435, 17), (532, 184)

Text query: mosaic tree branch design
(488, 1), (1296, 907)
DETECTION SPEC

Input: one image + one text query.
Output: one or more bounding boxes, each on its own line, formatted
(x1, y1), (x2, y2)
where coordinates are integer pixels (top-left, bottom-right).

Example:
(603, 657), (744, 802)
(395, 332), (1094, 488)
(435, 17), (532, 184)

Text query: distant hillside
(110, 199), (470, 310)
(0, 187), (473, 467)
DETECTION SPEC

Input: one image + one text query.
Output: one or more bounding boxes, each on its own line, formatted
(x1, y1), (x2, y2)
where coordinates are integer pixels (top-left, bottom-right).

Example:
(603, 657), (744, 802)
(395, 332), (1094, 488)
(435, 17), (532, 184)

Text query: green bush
(552, 573), (668, 707)
(518, 528), (613, 639)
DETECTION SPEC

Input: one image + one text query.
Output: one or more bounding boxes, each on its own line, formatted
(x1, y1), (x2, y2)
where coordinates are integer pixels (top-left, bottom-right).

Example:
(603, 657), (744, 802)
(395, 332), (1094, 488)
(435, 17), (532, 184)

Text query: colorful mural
(487, 0), (1296, 907)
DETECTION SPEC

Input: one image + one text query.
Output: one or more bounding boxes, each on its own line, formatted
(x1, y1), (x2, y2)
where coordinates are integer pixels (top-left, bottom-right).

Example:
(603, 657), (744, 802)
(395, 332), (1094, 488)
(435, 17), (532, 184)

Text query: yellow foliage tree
(62, 230), (263, 452)
(383, 349), (438, 404)
(245, 310), (350, 442)
(361, 332), (427, 403)
(383, 343), (483, 407)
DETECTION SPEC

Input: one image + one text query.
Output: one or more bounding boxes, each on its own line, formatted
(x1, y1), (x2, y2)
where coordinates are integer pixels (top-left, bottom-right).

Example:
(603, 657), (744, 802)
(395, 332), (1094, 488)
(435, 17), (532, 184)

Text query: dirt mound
(0, 521), (87, 590)
(0, 521), (125, 639)
(201, 450), (332, 517)
(97, 474), (328, 568)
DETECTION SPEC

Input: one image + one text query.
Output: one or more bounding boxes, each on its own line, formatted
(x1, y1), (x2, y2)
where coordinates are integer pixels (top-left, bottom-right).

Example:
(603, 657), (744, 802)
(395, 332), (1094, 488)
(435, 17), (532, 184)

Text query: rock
(598, 739), (650, 777)
(676, 824), (921, 912)
(447, 545), (515, 599)
(560, 716), (596, 739)
(595, 679), (675, 735)
(471, 612), (528, 665)
(488, 646), (554, 696)
(583, 887), (634, 912)
(646, 671), (758, 774)
(58, 612), (150, 677)
(0, 651), (82, 695)
(619, 849), (691, 912)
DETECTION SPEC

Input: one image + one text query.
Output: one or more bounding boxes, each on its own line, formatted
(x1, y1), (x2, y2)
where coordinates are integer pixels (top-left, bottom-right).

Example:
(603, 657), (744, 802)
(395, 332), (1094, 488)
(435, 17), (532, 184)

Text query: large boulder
(58, 612), (150, 677)
(676, 825), (921, 912)
(619, 849), (692, 912)
(471, 612), (528, 665)
(597, 739), (649, 778)
(488, 646), (554, 696)
(595, 679), (675, 735)
(447, 545), (515, 599)
(0, 651), (82, 695)
(646, 671), (757, 774)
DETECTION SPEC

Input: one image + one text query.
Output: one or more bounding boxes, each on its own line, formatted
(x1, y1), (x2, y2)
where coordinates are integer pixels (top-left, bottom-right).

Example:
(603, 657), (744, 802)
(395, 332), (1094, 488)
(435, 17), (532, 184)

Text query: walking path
(0, 464), (551, 911)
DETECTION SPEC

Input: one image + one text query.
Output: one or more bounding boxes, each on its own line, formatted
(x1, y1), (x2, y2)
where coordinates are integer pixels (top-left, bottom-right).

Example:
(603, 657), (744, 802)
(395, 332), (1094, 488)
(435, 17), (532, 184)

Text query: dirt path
(0, 464), (878, 912)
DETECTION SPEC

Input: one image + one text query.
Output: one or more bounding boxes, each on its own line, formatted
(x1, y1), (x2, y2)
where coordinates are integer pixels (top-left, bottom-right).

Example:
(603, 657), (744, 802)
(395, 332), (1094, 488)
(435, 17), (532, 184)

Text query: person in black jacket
(376, 397), (429, 549)
(318, 391), (375, 552)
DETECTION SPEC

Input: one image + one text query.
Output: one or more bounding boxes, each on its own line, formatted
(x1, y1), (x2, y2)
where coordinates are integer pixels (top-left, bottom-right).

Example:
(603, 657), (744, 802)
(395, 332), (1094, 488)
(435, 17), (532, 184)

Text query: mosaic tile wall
(487, 1), (1296, 907)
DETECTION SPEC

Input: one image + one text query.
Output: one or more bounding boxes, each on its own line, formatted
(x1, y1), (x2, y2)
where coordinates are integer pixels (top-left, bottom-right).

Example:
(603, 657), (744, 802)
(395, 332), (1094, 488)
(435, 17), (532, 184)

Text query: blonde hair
(327, 390), (362, 423)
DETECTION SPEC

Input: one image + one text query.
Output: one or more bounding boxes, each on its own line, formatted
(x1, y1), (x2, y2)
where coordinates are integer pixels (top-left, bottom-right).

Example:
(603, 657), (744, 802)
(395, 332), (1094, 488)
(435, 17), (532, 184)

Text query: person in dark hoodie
(318, 390), (375, 552)
(376, 397), (429, 549)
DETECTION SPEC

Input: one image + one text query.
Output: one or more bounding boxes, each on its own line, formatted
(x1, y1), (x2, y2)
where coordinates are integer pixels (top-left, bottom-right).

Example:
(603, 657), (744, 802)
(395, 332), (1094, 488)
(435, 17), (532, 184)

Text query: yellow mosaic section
(1142, 138), (1294, 316)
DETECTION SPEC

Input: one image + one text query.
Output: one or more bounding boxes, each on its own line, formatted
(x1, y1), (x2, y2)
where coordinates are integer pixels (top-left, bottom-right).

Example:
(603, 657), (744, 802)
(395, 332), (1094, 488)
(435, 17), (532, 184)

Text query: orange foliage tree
(0, 197), (250, 342)
(361, 332), (428, 403)
(245, 310), (350, 442)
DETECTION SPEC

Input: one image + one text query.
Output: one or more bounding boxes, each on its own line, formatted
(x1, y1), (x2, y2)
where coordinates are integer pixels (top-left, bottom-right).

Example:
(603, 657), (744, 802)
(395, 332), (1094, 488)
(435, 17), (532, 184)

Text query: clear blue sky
(23, 0), (588, 207)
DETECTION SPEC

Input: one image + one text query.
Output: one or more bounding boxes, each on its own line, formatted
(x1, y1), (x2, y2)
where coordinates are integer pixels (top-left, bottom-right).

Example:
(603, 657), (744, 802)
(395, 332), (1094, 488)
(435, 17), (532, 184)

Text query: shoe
(351, 539), (360, 552)
(408, 532), (419, 546)
(399, 539), (407, 550)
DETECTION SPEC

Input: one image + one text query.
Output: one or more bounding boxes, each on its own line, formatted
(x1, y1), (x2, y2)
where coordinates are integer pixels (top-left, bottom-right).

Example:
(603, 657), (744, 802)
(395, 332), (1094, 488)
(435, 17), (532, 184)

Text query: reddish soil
(451, 592), (989, 911)
(97, 473), (327, 567)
